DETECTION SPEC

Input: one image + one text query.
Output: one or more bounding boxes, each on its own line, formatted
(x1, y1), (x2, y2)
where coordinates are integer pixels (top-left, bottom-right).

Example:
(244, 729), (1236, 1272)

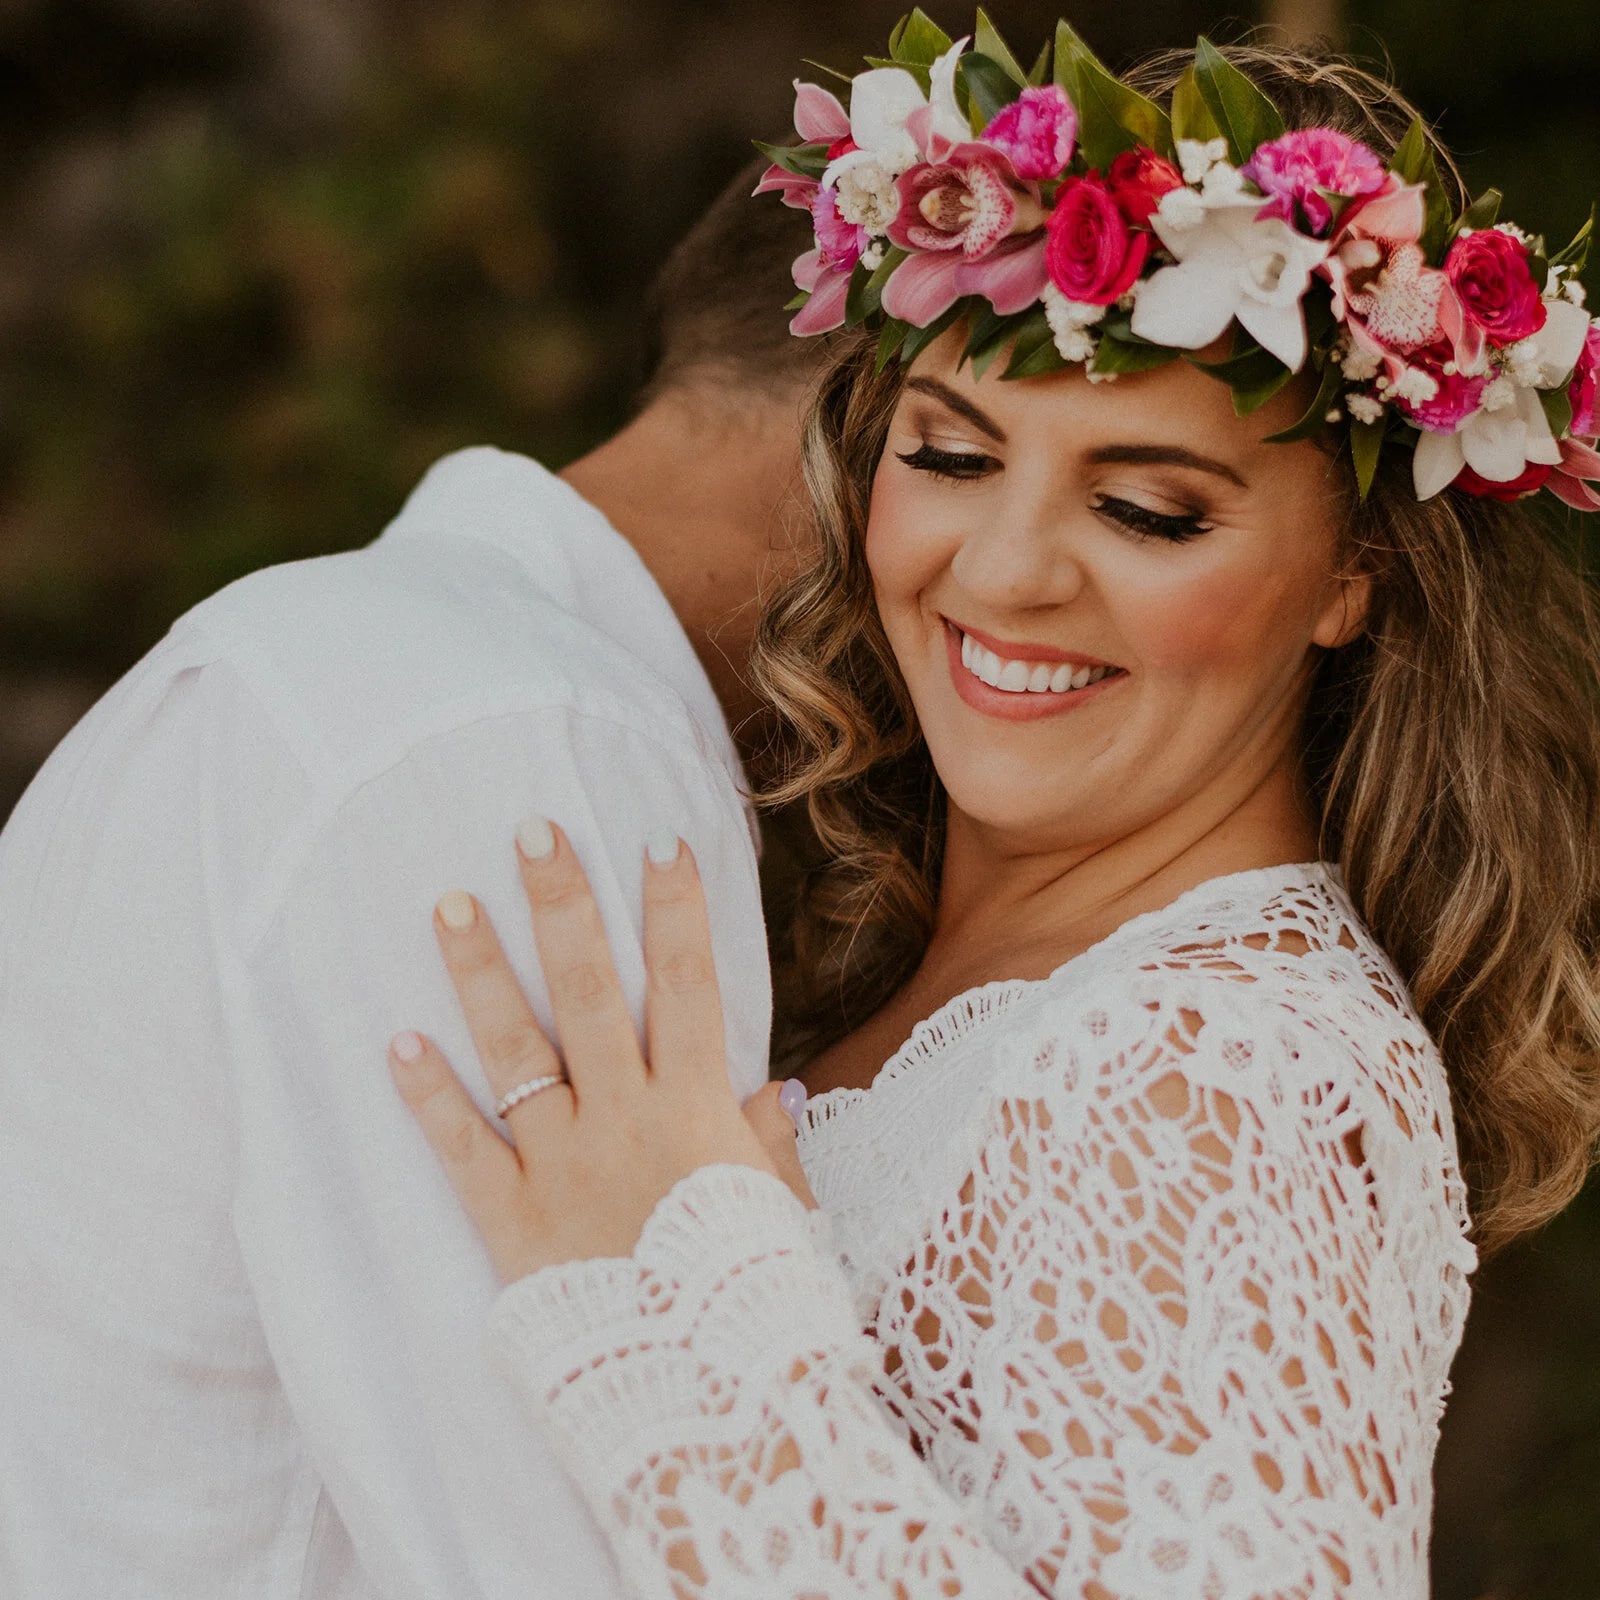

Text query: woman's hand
(388, 819), (794, 1284)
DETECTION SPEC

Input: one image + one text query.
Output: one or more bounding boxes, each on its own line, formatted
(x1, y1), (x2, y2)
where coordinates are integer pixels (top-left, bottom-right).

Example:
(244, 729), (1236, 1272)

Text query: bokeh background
(1, 1), (1595, 1592)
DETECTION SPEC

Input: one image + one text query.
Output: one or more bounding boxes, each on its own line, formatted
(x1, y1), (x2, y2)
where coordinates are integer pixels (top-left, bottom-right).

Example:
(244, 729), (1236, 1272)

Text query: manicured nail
(777, 1078), (807, 1125)
(436, 890), (476, 930)
(516, 815), (555, 861)
(391, 1030), (424, 1062)
(645, 827), (681, 868)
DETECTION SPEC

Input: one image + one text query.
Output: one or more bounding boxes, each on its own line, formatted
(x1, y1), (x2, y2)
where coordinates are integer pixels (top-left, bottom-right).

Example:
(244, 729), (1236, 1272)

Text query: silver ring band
(494, 1073), (566, 1118)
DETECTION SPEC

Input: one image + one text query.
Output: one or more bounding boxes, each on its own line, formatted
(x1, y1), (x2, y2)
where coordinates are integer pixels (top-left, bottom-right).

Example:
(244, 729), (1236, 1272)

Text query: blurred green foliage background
(0, 2), (1596, 1594)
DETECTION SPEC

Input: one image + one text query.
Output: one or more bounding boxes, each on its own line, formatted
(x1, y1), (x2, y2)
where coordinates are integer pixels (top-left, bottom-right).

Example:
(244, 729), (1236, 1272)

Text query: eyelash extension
(1093, 494), (1212, 544)
(896, 443), (997, 481)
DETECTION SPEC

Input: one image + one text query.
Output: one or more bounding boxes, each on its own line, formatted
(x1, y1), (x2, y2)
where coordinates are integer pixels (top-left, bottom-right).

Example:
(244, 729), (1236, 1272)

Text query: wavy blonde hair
(750, 44), (1600, 1255)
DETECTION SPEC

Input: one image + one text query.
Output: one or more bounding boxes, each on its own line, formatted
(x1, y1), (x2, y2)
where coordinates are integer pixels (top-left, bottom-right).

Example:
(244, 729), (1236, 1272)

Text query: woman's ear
(1312, 568), (1372, 651)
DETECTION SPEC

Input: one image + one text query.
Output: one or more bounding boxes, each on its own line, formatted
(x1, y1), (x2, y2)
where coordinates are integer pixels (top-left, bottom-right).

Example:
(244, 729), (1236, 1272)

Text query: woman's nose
(948, 505), (1085, 610)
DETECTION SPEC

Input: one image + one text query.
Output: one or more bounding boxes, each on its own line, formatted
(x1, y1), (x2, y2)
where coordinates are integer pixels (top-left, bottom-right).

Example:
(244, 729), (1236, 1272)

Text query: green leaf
(1451, 187), (1503, 240)
(875, 318), (910, 372)
(898, 301), (967, 367)
(753, 140), (830, 180)
(1091, 336), (1182, 377)
(961, 303), (1010, 359)
(1006, 338), (1071, 379)
(1350, 415), (1386, 499)
(801, 58), (855, 87)
(1192, 36), (1285, 167)
(969, 333), (1015, 381)
(1170, 67), (1222, 144)
(1190, 332), (1294, 415)
(784, 291), (810, 312)
(1027, 38), (1052, 87)
(887, 9), (953, 68)
(1542, 385), (1576, 440)
(1264, 357), (1346, 444)
(844, 261), (876, 327)
(999, 305), (1058, 378)
(1387, 117), (1452, 260)
(1055, 21), (1172, 168)
(962, 53), (1024, 129)
(975, 8), (1027, 85)
(1550, 203), (1595, 277)
(864, 55), (930, 92)
(846, 247), (908, 326)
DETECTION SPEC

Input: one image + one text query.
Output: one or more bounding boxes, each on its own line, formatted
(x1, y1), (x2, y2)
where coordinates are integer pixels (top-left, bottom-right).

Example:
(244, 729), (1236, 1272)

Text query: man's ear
(1313, 568), (1372, 651)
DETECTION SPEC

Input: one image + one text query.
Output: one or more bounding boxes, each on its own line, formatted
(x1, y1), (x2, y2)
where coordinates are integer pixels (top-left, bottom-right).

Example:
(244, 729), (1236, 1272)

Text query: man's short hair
(639, 156), (840, 402)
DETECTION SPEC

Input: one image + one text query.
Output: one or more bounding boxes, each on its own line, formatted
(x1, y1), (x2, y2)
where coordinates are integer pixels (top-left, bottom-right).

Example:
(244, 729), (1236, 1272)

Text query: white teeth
(957, 631), (1115, 696)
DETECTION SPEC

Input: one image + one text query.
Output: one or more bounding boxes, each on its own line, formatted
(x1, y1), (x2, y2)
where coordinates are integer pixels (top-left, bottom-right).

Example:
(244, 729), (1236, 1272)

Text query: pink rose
(1105, 147), (1184, 229)
(1242, 128), (1387, 237)
(811, 184), (867, 273)
(1569, 322), (1600, 437)
(1046, 174), (1150, 305)
(1394, 344), (1489, 432)
(1445, 229), (1547, 347)
(1453, 461), (1553, 500)
(887, 146), (1029, 260)
(981, 85), (1076, 181)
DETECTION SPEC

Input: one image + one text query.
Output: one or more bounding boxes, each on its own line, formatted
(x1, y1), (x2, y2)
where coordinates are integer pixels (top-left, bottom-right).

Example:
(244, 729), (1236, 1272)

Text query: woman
(388, 26), (1600, 1597)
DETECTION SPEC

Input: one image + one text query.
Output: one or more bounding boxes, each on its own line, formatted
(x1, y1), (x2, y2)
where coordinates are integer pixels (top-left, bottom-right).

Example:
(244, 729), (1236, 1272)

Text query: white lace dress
(490, 863), (1478, 1598)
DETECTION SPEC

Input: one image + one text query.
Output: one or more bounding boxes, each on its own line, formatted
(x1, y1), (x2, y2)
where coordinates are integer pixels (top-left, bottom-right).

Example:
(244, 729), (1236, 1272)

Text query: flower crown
(756, 9), (1600, 509)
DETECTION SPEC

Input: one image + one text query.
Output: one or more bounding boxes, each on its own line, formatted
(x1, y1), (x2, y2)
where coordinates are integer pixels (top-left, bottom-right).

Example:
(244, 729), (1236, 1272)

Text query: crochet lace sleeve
(490, 978), (1456, 1598)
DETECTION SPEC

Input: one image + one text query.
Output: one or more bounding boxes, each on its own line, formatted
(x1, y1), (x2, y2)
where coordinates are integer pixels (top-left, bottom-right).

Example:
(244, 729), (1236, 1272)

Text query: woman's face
(867, 333), (1362, 849)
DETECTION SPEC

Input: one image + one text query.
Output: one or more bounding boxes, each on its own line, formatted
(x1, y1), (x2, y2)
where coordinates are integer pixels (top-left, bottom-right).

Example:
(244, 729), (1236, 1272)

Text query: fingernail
(436, 890), (476, 930)
(777, 1078), (807, 1125)
(392, 1030), (424, 1062)
(516, 815), (555, 861)
(645, 826), (681, 868)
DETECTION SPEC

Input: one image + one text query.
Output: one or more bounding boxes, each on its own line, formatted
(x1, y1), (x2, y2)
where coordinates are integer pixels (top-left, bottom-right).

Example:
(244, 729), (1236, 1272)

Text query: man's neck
(559, 384), (810, 742)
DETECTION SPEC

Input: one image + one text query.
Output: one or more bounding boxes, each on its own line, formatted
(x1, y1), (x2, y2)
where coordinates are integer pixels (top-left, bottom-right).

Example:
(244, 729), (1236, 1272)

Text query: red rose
(1046, 175), (1150, 305)
(1452, 461), (1553, 501)
(1569, 323), (1600, 438)
(1105, 147), (1184, 229)
(1445, 229), (1547, 347)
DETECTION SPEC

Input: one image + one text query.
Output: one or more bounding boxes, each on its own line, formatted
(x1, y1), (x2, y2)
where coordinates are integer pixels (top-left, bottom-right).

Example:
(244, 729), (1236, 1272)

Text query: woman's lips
(942, 619), (1123, 722)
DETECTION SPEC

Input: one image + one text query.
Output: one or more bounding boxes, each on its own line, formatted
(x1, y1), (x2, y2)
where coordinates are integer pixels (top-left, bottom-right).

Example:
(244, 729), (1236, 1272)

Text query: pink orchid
(788, 246), (850, 336)
(1549, 435), (1600, 512)
(887, 145), (1042, 261)
(981, 85), (1076, 181)
(881, 233), (1050, 326)
(1242, 128), (1387, 237)
(792, 80), (852, 145)
(753, 165), (819, 211)
(1321, 181), (1482, 381)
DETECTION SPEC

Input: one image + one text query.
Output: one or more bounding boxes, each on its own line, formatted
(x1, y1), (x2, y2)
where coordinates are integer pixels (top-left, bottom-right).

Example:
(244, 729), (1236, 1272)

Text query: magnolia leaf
(969, 332), (1017, 381)
(1027, 38), (1053, 87)
(1170, 67), (1222, 144)
(753, 140), (830, 180)
(1193, 37), (1285, 167)
(975, 8), (1028, 85)
(1190, 333), (1294, 414)
(1350, 415), (1386, 498)
(1530, 253), (1550, 293)
(875, 318), (910, 371)
(1264, 357), (1345, 444)
(1091, 336), (1182, 377)
(1303, 283), (1339, 354)
(1006, 338), (1071, 379)
(963, 52), (1024, 128)
(1542, 386), (1576, 440)
(888, 9), (953, 68)
(1549, 203), (1595, 276)
(1387, 117), (1452, 260)
(1451, 187), (1503, 239)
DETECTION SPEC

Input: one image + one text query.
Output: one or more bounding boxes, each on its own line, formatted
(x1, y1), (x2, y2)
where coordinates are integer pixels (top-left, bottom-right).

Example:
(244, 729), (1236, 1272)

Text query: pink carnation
(1569, 322), (1600, 438)
(981, 86), (1076, 181)
(1045, 174), (1149, 305)
(811, 184), (867, 273)
(1394, 346), (1489, 432)
(1242, 128), (1387, 237)
(1445, 228), (1547, 347)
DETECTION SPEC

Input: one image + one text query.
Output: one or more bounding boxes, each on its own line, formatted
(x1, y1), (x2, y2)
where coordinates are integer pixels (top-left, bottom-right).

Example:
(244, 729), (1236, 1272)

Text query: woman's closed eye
(1092, 494), (1212, 543)
(896, 442), (999, 482)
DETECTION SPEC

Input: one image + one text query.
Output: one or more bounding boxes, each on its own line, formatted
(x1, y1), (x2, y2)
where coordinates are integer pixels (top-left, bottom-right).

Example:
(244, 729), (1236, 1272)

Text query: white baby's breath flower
(1340, 345), (1383, 382)
(1155, 185), (1208, 232)
(833, 162), (901, 234)
(1345, 392), (1386, 425)
(1480, 374), (1518, 413)
(1504, 337), (1546, 387)
(1177, 137), (1228, 185)
(1494, 220), (1533, 245)
(1390, 365), (1440, 406)
(860, 240), (886, 271)
(1086, 367), (1119, 383)
(1042, 284), (1100, 362)
(1565, 278), (1588, 307)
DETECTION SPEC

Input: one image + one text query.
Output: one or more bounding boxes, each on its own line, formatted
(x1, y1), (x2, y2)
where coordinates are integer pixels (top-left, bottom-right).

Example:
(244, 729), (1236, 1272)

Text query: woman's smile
(943, 618), (1124, 721)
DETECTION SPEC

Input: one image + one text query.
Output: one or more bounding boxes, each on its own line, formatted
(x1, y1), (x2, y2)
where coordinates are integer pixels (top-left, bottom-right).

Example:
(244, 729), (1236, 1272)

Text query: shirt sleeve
(485, 976), (1427, 1598)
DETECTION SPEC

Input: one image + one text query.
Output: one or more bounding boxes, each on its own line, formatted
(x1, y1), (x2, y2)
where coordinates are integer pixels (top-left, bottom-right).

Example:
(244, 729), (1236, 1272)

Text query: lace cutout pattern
(492, 865), (1476, 1598)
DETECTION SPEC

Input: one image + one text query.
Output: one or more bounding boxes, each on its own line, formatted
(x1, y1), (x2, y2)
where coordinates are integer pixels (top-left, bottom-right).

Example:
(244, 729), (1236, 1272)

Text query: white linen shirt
(0, 447), (771, 1599)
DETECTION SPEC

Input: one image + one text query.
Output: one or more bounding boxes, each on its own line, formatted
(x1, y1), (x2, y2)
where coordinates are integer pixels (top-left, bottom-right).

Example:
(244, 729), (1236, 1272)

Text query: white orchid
(1412, 298), (1593, 498)
(1131, 186), (1331, 371)
(823, 39), (971, 223)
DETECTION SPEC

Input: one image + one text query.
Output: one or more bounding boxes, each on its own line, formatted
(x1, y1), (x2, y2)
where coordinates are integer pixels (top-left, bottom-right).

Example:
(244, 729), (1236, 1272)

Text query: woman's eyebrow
(1087, 444), (1248, 488)
(904, 377), (1008, 443)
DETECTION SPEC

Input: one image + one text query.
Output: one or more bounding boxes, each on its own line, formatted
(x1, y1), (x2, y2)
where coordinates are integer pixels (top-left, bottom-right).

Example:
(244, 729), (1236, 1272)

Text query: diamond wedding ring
(494, 1074), (566, 1118)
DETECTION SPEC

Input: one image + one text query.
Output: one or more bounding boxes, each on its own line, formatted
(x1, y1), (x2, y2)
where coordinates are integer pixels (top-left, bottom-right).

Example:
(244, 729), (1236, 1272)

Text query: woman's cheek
(863, 472), (951, 603)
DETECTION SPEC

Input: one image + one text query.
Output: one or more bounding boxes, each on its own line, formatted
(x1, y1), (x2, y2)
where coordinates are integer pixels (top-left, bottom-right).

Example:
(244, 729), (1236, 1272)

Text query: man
(0, 166), (829, 1598)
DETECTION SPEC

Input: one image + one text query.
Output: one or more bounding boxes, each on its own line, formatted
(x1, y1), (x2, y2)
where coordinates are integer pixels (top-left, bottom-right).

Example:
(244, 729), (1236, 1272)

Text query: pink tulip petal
(964, 236), (1049, 315)
(790, 268), (851, 335)
(881, 250), (968, 326)
(793, 81), (851, 144)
